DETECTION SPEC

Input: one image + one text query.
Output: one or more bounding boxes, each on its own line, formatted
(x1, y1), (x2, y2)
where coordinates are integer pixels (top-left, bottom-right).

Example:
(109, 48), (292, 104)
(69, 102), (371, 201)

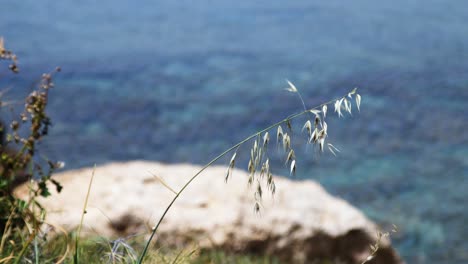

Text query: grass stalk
(74, 164), (96, 264)
(137, 94), (345, 263)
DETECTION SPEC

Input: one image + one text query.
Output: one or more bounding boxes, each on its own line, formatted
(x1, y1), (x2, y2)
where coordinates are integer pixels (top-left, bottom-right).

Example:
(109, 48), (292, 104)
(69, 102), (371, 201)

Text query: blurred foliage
(0, 37), (63, 263)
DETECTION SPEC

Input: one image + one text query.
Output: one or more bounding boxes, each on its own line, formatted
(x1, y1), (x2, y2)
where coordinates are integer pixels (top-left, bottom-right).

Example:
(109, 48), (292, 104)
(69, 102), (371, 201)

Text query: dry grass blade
(290, 160), (296, 176)
(276, 125), (283, 145)
(171, 249), (184, 264)
(267, 174), (274, 186)
(253, 139), (258, 155)
(256, 147), (262, 167)
(247, 158), (255, 186)
(254, 202), (260, 213)
(74, 164), (96, 264)
(302, 120), (312, 135)
(322, 121), (328, 135)
(285, 79), (298, 93)
(285, 149), (295, 164)
(147, 171), (177, 195)
(0, 255), (15, 263)
(309, 128), (318, 143)
(319, 138), (325, 152)
(322, 105), (327, 118)
(314, 115), (320, 128)
(286, 119), (293, 132)
(356, 94), (361, 111)
(348, 87), (357, 97)
(256, 182), (263, 199)
(344, 98), (352, 114)
(229, 152), (237, 167)
(361, 229), (392, 264)
(309, 109), (321, 115)
(0, 205), (17, 254)
(282, 133), (290, 152)
(327, 143), (340, 156)
(0, 37), (5, 54)
(43, 221), (70, 264)
(334, 98), (343, 117)
(262, 132), (269, 147)
(104, 237), (137, 264)
(225, 151), (237, 182)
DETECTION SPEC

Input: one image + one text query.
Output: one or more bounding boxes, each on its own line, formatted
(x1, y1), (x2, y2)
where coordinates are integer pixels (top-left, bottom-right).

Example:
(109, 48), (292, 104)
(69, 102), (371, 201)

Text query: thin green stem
(137, 94), (345, 263)
(74, 164), (96, 264)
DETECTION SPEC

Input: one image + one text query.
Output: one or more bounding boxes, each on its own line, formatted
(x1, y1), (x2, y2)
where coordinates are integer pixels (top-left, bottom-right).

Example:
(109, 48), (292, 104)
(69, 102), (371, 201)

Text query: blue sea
(1, 1), (467, 263)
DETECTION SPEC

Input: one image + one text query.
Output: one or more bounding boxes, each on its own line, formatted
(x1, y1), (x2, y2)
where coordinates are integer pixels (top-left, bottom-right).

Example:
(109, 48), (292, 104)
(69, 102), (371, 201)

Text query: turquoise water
(1, 1), (467, 262)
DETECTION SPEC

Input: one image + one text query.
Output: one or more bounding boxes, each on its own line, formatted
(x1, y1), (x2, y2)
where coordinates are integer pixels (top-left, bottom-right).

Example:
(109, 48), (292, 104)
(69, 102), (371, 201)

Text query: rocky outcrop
(15, 161), (401, 263)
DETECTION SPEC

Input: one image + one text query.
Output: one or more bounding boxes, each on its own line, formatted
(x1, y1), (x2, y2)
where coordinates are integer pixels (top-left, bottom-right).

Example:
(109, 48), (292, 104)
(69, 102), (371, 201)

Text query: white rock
(15, 161), (401, 263)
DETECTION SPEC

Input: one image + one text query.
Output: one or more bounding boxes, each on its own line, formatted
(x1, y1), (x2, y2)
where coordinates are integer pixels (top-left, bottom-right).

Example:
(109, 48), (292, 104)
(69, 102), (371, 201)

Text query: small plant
(0, 37), (64, 263)
(138, 81), (362, 263)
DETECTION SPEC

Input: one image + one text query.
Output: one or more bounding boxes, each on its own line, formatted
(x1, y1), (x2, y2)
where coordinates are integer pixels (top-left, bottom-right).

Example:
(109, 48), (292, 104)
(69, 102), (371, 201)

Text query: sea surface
(1, 1), (467, 263)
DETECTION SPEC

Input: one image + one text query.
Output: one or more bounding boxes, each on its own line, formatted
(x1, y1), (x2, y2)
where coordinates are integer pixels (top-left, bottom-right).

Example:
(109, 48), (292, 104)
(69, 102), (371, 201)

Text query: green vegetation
(1, 37), (64, 264)
(3, 229), (280, 263)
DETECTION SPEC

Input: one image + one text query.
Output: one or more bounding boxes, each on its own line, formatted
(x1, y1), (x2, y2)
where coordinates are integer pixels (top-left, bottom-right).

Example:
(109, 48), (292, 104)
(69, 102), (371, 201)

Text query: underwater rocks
(15, 161), (401, 263)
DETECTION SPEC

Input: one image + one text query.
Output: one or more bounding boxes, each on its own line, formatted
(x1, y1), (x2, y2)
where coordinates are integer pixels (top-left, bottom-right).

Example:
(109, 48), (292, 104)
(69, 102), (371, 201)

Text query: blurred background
(1, 1), (467, 263)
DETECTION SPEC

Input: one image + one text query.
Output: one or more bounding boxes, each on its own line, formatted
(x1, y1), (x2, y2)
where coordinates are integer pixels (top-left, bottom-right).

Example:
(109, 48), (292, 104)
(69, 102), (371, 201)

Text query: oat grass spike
(137, 81), (362, 263)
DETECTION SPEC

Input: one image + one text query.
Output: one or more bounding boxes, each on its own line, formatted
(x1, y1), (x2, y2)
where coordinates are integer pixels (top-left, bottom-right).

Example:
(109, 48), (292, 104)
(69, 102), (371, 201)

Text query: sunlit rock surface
(15, 161), (401, 263)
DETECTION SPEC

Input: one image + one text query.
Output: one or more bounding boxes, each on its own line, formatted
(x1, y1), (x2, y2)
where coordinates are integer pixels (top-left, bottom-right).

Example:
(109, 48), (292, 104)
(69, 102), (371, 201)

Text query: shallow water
(1, 1), (467, 262)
